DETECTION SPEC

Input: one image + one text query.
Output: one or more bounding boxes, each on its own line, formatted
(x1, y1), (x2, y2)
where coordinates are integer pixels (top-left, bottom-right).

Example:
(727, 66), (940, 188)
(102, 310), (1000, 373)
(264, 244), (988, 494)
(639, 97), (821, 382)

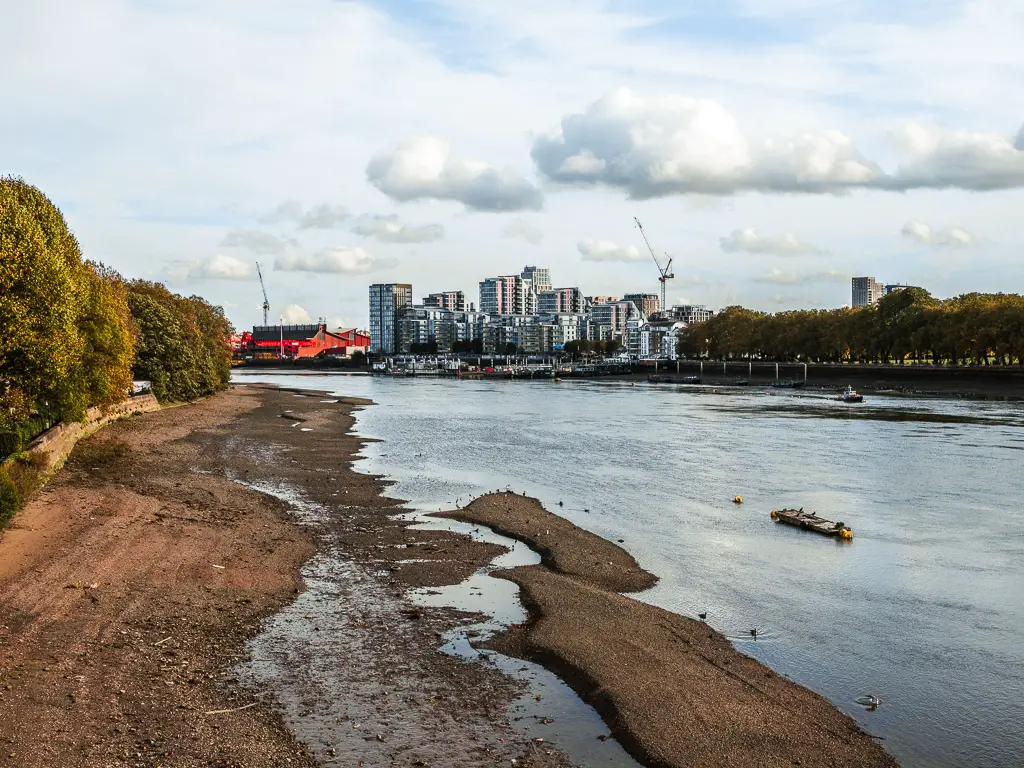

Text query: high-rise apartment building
(521, 266), (551, 294)
(589, 300), (638, 340)
(852, 277), (883, 307)
(538, 287), (585, 314)
(670, 304), (714, 325)
(369, 283), (412, 353)
(622, 293), (660, 319)
(479, 275), (537, 315)
(423, 290), (466, 312)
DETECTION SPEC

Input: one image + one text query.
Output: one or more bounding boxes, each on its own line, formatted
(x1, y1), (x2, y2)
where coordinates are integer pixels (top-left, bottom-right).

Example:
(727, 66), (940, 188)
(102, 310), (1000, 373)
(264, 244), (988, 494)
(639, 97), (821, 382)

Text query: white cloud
(755, 267), (848, 285)
(297, 204), (350, 230)
(502, 217), (544, 244)
(220, 229), (290, 255)
(532, 90), (1024, 198)
(532, 89), (881, 198)
(258, 201), (303, 225)
(885, 122), (1024, 191)
(165, 253), (254, 282)
(281, 304), (312, 324)
(366, 136), (543, 212)
(275, 246), (396, 274)
(258, 201), (350, 229)
(901, 220), (976, 247)
(755, 268), (802, 285)
(720, 227), (827, 256)
(352, 213), (444, 243)
(577, 239), (646, 263)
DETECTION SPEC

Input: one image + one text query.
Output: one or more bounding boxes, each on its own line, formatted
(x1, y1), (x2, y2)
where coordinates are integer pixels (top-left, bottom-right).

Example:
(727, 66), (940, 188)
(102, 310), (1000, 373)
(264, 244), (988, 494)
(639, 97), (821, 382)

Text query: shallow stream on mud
(235, 372), (1024, 768)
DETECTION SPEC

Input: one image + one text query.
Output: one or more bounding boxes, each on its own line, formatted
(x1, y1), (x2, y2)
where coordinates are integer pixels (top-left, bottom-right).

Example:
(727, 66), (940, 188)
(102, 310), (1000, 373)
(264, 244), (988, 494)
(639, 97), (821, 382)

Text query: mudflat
(446, 493), (898, 768)
(0, 387), (570, 767)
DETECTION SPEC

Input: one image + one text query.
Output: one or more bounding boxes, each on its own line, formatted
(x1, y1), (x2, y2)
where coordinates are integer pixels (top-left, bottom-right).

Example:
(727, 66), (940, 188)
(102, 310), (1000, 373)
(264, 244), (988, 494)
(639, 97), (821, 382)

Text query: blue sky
(2, 0), (1023, 328)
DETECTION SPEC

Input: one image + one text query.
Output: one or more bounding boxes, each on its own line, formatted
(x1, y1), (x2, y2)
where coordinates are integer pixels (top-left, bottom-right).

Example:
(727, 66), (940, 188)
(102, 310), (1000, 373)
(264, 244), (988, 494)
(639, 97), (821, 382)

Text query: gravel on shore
(446, 493), (898, 768)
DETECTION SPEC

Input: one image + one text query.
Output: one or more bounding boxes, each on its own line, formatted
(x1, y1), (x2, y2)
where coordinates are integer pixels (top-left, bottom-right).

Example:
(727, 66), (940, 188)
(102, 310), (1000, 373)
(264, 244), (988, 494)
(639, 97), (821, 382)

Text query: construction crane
(634, 217), (674, 315)
(256, 261), (270, 326)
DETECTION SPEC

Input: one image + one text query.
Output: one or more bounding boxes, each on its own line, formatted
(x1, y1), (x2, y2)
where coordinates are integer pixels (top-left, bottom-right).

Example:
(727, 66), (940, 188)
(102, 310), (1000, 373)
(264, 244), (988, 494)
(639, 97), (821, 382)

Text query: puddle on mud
(234, 478), (643, 767)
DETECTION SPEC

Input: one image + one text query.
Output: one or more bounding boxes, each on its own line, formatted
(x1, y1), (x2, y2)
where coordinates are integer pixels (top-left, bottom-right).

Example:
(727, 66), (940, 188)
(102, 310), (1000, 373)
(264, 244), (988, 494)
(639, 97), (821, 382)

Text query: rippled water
(235, 372), (1024, 768)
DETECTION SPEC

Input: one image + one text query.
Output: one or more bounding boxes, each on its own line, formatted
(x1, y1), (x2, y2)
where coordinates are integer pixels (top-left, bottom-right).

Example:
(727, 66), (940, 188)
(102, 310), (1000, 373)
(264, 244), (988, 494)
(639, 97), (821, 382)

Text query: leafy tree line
(677, 288), (1024, 365)
(2, 177), (232, 521)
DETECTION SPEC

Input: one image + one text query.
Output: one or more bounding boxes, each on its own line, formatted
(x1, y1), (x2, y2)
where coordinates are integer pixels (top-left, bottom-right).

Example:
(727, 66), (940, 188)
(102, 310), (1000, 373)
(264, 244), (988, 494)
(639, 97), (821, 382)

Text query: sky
(3, 0), (1024, 330)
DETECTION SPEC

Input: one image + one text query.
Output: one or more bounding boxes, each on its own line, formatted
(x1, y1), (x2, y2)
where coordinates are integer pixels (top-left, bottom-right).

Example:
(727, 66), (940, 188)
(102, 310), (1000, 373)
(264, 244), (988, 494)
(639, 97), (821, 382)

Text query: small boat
(771, 508), (853, 540)
(837, 386), (864, 403)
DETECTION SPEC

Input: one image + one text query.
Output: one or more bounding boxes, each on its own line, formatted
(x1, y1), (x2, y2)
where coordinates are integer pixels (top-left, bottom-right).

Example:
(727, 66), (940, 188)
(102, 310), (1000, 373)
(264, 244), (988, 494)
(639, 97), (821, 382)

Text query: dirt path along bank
(444, 493), (897, 768)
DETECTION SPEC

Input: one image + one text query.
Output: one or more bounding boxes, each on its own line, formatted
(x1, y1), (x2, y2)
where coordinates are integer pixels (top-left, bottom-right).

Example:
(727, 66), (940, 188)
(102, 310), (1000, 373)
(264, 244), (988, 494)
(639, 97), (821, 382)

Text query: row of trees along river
(679, 287), (1024, 365)
(1, 176), (233, 523)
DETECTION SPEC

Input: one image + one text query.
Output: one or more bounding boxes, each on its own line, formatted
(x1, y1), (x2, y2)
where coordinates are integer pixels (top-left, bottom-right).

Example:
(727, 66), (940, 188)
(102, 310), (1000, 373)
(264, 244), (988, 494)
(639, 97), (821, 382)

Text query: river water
(235, 371), (1024, 768)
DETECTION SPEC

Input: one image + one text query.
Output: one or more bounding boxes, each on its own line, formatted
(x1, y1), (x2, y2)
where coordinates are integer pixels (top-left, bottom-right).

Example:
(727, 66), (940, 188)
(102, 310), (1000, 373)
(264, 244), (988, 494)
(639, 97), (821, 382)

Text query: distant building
(586, 295), (618, 306)
(246, 323), (370, 360)
(884, 283), (919, 295)
(538, 287), (585, 314)
(852, 277), (883, 307)
(520, 266), (551, 294)
(396, 306), (484, 353)
(622, 293), (660, 319)
(479, 275), (537, 315)
(589, 301), (639, 340)
(670, 304), (714, 325)
(635, 321), (685, 360)
(369, 283), (413, 353)
(423, 290), (465, 312)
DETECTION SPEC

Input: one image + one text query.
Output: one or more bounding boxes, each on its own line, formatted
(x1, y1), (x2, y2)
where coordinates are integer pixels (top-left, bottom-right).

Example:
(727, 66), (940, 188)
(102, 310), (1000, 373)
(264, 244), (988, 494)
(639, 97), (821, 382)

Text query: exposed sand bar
(0, 388), (577, 767)
(442, 493), (897, 768)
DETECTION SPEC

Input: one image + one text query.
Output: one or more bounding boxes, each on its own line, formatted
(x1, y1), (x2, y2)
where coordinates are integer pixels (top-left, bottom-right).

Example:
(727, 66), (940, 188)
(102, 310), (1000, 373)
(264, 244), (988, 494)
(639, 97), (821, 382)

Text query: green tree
(127, 282), (232, 403)
(0, 177), (89, 422)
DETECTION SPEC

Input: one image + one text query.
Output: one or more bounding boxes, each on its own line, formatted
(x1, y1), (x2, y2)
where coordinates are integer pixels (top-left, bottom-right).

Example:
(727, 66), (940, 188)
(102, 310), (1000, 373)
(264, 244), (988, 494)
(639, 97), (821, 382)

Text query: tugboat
(838, 385), (864, 403)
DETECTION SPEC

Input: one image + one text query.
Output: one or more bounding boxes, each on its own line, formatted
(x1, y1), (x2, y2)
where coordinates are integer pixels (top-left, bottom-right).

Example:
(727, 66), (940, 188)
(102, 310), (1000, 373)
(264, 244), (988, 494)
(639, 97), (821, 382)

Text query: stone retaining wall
(11, 395), (161, 475)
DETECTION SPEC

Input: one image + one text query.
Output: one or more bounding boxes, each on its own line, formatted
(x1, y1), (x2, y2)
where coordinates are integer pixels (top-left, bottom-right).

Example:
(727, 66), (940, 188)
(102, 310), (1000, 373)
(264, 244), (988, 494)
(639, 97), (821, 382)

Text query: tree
(0, 176), (89, 422)
(75, 263), (137, 408)
(127, 282), (233, 402)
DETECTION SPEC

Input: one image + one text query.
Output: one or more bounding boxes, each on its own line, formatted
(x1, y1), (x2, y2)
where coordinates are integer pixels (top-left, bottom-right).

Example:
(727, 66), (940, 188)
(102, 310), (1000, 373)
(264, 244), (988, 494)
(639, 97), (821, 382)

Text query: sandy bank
(445, 493), (897, 768)
(441, 493), (655, 592)
(0, 386), (575, 767)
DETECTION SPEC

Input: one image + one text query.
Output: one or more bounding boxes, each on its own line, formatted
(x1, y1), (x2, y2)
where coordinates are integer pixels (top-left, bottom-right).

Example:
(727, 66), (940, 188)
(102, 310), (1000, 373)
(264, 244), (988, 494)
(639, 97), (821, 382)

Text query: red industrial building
(238, 323), (370, 361)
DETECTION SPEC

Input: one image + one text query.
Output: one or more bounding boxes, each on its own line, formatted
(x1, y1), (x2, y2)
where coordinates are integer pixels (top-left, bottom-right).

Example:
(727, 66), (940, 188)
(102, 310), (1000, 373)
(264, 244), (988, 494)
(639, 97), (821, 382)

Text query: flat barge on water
(771, 508), (853, 540)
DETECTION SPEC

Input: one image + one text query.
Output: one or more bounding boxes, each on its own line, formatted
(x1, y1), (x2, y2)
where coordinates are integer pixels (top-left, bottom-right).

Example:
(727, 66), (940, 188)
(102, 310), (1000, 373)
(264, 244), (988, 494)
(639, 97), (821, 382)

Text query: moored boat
(771, 508), (853, 540)
(837, 385), (864, 403)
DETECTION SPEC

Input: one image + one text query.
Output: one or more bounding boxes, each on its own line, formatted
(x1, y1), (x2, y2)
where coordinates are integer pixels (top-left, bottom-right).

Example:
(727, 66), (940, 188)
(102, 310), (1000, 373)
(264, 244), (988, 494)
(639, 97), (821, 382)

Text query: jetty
(771, 508), (853, 540)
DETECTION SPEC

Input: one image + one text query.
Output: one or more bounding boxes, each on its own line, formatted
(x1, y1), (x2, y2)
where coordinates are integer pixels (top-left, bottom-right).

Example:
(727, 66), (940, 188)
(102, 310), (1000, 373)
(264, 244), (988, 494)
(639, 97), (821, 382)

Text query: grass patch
(0, 468), (20, 528)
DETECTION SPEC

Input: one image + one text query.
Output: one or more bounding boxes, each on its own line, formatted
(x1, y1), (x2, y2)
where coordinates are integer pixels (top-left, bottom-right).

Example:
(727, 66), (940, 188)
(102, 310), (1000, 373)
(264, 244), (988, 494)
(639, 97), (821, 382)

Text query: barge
(771, 508), (853, 540)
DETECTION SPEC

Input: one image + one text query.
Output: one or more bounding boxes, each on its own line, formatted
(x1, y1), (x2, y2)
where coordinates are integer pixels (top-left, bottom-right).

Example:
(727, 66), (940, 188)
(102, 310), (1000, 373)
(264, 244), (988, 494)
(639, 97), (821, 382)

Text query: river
(235, 371), (1024, 767)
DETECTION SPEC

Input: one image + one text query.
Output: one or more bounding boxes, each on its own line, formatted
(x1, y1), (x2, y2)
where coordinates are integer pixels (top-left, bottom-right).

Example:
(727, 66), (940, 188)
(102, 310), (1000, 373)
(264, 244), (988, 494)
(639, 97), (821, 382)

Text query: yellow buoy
(733, 495), (743, 504)
(841, 528), (854, 540)
(770, 509), (778, 520)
